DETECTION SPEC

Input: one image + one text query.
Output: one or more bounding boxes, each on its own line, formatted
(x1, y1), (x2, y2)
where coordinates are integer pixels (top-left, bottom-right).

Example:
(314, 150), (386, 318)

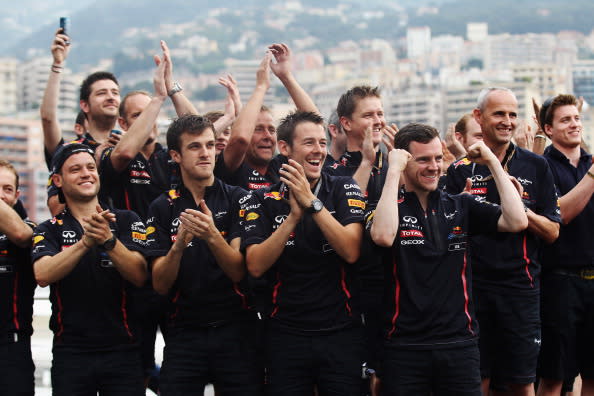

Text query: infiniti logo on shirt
(403, 216), (418, 224)
(62, 230), (76, 238)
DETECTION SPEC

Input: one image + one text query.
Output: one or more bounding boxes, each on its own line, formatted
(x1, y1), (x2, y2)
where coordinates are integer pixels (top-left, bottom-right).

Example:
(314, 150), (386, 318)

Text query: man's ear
(169, 149), (181, 164)
(339, 116), (351, 133)
(278, 140), (291, 157)
(118, 117), (129, 131)
(472, 108), (482, 127)
(544, 124), (553, 138)
(80, 100), (90, 114)
(52, 173), (63, 189)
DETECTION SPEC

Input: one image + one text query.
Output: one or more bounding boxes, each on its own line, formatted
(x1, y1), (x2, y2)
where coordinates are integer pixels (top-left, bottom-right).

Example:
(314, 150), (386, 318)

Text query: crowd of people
(0, 26), (593, 396)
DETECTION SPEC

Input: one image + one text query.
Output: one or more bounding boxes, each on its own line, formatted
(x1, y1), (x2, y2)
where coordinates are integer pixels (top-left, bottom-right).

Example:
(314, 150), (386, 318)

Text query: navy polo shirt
(31, 207), (147, 351)
(367, 189), (501, 349)
(0, 210), (35, 343)
(145, 179), (250, 328)
(445, 143), (561, 292)
(542, 145), (594, 270)
(240, 172), (365, 332)
(99, 143), (179, 220)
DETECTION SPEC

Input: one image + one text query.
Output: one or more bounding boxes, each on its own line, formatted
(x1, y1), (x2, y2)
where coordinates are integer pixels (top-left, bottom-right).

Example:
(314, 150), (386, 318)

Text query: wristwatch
(306, 198), (324, 214)
(168, 82), (183, 97)
(99, 234), (116, 251)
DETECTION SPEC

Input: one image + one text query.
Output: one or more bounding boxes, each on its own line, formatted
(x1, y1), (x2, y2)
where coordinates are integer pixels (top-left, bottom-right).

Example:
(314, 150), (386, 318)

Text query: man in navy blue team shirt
(446, 87), (560, 396)
(369, 123), (527, 395)
(537, 94), (594, 395)
(145, 115), (260, 395)
(32, 143), (148, 396)
(242, 111), (365, 395)
(0, 160), (36, 395)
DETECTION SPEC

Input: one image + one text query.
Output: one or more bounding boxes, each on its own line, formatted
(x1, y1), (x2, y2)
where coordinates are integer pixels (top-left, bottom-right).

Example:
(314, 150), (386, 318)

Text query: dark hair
(541, 94), (578, 128)
(75, 110), (87, 126)
(394, 123), (440, 152)
(336, 85), (381, 119)
(454, 113), (474, 137)
(0, 159), (19, 190)
(79, 71), (119, 102)
(119, 90), (150, 118)
(277, 111), (325, 147)
(167, 114), (215, 153)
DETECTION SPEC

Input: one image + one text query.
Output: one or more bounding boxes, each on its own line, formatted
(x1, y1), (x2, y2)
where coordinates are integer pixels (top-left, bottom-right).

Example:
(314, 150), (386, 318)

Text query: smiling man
(145, 115), (260, 395)
(241, 111), (366, 395)
(31, 143), (149, 396)
(446, 87), (561, 396)
(368, 123), (528, 395)
(537, 94), (594, 396)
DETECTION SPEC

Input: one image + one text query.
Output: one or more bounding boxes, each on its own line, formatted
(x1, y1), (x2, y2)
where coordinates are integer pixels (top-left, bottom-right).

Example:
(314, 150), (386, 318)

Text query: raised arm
(370, 149), (411, 247)
(109, 51), (168, 172)
(40, 28), (71, 156)
(212, 75), (239, 136)
(161, 40), (198, 116)
(222, 53), (272, 173)
(466, 142), (528, 232)
(269, 43), (319, 114)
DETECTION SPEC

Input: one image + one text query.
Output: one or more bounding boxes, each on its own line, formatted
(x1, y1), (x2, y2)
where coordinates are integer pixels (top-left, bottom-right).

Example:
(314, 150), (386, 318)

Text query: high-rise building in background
(0, 58), (18, 115)
(0, 118), (49, 222)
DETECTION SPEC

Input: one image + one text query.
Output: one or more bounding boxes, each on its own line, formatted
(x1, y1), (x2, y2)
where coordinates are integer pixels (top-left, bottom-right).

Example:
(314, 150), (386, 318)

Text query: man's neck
(140, 141), (157, 160)
(183, 175), (215, 205)
(484, 140), (510, 162)
(345, 136), (379, 154)
(553, 142), (581, 167)
(66, 197), (101, 224)
(88, 117), (117, 143)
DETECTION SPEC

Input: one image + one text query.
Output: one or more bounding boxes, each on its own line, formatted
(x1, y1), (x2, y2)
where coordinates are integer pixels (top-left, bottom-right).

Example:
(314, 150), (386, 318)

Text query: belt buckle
(580, 269), (594, 280)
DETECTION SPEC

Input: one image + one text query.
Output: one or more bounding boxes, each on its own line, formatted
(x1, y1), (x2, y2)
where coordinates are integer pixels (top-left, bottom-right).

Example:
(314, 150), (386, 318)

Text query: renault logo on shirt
(403, 216), (417, 224)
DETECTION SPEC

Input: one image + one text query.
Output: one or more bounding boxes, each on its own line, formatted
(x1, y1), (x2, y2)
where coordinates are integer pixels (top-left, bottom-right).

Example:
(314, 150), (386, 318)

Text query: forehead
(124, 93), (151, 114)
(89, 79), (119, 94)
(353, 96), (383, 114)
(0, 167), (17, 187)
(409, 137), (442, 157)
(180, 128), (215, 146)
(552, 104), (579, 120)
(483, 91), (517, 112)
(465, 117), (482, 132)
(256, 111), (275, 125)
(293, 121), (326, 141)
(62, 152), (96, 169)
